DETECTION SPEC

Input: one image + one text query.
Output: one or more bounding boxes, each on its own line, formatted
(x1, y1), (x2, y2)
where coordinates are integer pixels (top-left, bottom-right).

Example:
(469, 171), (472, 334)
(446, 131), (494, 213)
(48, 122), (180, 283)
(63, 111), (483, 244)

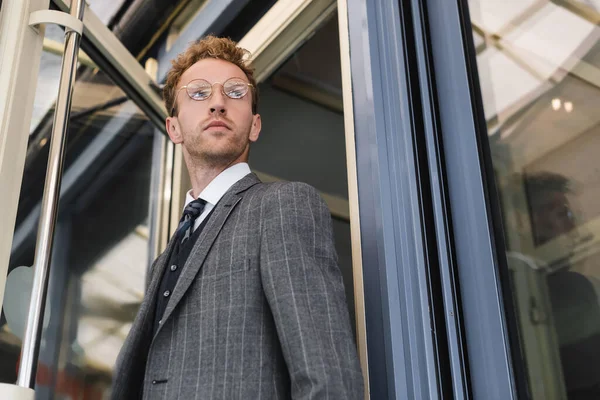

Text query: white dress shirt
(184, 162), (251, 232)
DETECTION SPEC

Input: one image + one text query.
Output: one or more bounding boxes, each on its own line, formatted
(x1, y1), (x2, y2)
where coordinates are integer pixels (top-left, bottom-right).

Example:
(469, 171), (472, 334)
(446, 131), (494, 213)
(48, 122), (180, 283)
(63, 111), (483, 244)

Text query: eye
(187, 82), (212, 100)
(224, 80), (248, 99)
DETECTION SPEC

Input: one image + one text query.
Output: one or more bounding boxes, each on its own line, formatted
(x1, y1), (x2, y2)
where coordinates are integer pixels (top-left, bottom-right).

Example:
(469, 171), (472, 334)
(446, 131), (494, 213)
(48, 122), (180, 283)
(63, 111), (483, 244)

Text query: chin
(188, 137), (248, 164)
(200, 149), (243, 166)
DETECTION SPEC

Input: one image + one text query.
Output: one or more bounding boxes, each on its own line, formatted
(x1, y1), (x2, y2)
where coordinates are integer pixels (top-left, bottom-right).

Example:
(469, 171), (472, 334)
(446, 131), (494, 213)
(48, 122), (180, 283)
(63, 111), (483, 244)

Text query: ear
(249, 114), (261, 143)
(165, 116), (183, 144)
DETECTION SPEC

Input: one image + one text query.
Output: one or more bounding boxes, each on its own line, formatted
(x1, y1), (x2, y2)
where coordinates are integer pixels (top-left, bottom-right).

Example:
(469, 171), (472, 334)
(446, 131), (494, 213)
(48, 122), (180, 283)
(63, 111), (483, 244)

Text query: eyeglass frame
(170, 77), (255, 116)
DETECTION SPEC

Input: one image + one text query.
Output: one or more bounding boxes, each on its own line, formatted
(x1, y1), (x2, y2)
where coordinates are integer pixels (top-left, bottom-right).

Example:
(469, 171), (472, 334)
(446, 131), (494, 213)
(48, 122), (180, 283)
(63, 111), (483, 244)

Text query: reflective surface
(470, 0), (600, 398)
(18, 0), (85, 387)
(87, 0), (126, 26)
(0, 7), (352, 399)
(0, 37), (155, 398)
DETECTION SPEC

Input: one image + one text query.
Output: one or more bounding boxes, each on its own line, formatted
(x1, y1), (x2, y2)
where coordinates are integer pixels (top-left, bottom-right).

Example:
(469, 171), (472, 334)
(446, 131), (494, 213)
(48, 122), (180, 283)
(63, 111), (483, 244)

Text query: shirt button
(170, 264), (177, 271)
(163, 290), (170, 297)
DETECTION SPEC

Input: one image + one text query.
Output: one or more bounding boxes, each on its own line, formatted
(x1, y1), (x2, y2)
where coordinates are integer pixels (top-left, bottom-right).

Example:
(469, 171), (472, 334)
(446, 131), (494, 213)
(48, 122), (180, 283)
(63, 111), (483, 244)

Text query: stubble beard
(186, 123), (251, 169)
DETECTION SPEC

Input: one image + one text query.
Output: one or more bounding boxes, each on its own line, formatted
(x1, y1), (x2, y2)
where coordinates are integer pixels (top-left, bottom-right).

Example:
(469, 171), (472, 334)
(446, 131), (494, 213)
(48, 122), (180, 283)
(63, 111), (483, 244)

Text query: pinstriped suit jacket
(111, 173), (364, 399)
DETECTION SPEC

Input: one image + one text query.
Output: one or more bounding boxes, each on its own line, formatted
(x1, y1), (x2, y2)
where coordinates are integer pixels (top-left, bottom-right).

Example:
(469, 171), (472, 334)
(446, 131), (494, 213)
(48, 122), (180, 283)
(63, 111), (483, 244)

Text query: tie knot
(183, 198), (207, 219)
(175, 198), (207, 244)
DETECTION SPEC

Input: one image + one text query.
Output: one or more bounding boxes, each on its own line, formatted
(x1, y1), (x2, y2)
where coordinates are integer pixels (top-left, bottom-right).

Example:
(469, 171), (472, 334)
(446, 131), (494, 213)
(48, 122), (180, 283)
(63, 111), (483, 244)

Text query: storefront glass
(1, 4), (353, 399)
(87, 0), (126, 25)
(0, 30), (156, 398)
(469, 0), (600, 398)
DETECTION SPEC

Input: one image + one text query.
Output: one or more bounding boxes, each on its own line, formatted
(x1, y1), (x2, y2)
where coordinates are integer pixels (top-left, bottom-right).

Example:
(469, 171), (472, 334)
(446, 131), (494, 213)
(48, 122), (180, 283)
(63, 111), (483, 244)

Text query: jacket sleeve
(259, 182), (364, 399)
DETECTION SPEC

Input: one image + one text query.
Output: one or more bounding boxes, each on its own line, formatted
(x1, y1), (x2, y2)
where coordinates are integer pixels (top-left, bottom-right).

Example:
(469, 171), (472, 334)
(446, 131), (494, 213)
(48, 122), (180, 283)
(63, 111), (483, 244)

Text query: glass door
(0, 0), (167, 397)
(161, 0), (368, 394)
(466, 0), (600, 398)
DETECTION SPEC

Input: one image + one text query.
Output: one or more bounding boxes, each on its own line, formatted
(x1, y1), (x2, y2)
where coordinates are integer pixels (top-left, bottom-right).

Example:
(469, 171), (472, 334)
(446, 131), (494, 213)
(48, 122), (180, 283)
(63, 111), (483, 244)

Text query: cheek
(180, 100), (208, 119)
(178, 121), (193, 136)
(230, 99), (254, 119)
(229, 113), (254, 131)
(178, 113), (202, 133)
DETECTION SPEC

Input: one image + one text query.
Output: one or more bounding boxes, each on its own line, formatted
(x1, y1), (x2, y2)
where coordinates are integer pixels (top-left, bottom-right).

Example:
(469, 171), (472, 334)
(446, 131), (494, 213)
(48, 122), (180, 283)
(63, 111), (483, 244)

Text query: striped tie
(175, 198), (207, 244)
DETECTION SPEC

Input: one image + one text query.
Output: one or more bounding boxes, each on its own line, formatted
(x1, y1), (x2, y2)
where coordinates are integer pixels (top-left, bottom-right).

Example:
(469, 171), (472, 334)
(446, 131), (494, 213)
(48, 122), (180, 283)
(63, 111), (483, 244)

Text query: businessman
(111, 35), (364, 399)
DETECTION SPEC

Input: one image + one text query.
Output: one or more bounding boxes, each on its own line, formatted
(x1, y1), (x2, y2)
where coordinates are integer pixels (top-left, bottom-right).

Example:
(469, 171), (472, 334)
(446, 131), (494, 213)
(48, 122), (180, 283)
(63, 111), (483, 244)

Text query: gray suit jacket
(111, 173), (364, 399)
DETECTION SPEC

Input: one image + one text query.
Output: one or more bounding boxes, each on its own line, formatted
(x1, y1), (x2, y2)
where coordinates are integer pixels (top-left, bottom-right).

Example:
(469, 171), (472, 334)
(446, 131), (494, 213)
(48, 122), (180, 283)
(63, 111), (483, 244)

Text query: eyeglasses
(171, 77), (254, 116)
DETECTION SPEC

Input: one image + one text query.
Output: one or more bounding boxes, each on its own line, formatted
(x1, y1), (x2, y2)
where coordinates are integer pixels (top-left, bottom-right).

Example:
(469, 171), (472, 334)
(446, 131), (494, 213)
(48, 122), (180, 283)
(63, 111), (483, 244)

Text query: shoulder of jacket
(260, 180), (319, 197)
(250, 182), (323, 210)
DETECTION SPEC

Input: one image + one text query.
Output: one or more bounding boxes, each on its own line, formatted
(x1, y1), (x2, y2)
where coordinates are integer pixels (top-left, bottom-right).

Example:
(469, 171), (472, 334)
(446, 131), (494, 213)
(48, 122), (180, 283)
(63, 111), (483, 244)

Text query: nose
(208, 85), (226, 116)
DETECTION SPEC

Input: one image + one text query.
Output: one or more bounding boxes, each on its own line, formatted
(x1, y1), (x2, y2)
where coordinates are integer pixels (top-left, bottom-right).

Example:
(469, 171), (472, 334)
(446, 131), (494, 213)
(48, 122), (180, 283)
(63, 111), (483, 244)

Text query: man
(524, 172), (600, 399)
(506, 172), (600, 399)
(111, 35), (363, 399)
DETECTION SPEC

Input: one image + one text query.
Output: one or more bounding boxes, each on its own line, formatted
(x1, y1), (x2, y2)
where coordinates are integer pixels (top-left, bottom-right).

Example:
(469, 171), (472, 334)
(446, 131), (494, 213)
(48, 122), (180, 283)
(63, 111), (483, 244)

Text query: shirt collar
(184, 162), (251, 208)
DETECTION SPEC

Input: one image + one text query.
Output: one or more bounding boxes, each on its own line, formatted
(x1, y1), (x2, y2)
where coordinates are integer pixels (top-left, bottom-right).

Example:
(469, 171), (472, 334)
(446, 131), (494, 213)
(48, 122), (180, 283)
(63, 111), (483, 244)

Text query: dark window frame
(416, 0), (530, 398)
(345, 0), (461, 397)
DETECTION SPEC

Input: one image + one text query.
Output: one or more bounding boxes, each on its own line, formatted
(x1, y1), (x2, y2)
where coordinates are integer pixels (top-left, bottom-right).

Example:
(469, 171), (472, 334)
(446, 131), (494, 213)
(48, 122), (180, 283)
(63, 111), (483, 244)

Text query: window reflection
(0, 43), (155, 398)
(87, 0), (127, 26)
(31, 25), (65, 132)
(470, 0), (600, 398)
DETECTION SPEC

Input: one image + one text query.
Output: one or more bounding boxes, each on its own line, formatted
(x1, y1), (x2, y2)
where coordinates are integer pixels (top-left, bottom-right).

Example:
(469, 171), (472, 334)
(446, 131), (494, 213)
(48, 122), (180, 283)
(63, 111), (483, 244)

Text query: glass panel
(0, 27), (157, 399)
(87, 0), (127, 26)
(31, 25), (66, 133)
(166, 0), (278, 47)
(0, 24), (67, 389)
(468, 0), (600, 398)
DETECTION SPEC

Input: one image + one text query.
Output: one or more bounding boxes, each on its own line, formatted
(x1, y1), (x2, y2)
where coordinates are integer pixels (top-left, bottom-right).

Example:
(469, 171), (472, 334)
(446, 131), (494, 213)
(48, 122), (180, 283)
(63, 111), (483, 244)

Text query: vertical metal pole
(17, 0), (85, 389)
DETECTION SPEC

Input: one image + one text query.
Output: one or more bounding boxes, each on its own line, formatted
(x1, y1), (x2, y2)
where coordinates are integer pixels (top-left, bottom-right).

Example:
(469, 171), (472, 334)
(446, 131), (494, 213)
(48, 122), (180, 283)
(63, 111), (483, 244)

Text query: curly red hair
(164, 35), (258, 116)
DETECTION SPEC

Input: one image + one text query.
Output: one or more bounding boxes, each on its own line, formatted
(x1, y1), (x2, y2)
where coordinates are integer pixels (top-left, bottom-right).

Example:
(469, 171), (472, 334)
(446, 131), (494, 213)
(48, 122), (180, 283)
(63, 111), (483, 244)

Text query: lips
(204, 120), (230, 130)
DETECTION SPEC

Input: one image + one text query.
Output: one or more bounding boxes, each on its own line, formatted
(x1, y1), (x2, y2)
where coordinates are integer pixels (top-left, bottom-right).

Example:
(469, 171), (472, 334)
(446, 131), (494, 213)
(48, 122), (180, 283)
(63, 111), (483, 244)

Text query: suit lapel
(153, 173), (260, 339)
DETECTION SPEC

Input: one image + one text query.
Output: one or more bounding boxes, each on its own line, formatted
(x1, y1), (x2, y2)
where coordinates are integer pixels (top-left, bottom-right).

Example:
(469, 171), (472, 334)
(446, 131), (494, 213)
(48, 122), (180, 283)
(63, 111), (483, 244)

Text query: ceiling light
(552, 98), (562, 111)
(564, 101), (573, 113)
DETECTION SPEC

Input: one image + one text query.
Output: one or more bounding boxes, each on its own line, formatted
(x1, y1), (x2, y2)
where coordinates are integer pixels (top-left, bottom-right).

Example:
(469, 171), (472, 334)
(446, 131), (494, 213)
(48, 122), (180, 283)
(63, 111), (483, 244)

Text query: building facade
(1, 0), (599, 398)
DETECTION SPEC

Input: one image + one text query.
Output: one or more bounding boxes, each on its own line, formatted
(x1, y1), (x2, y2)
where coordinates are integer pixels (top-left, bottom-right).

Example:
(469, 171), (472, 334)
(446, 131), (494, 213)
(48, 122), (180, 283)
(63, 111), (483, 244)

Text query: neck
(185, 153), (246, 199)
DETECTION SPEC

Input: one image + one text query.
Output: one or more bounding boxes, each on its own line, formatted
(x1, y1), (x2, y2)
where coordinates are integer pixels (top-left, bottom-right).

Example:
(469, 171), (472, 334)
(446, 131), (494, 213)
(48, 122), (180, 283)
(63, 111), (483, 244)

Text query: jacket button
(163, 290), (170, 297)
(170, 264), (177, 271)
(152, 380), (157, 384)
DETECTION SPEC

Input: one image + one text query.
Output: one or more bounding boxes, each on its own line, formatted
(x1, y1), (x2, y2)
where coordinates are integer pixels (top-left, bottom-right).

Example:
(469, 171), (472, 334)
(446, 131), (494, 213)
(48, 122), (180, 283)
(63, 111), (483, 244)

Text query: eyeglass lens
(186, 78), (249, 101)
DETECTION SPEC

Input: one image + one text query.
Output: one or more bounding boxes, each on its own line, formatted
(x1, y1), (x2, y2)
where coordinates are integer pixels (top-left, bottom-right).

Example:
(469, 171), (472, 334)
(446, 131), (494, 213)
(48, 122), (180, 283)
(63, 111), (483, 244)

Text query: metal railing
(17, 0), (85, 389)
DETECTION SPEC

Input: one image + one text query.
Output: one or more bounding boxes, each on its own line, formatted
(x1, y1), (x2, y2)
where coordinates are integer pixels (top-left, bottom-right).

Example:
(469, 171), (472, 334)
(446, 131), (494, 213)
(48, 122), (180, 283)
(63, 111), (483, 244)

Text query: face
(532, 191), (576, 245)
(165, 58), (261, 167)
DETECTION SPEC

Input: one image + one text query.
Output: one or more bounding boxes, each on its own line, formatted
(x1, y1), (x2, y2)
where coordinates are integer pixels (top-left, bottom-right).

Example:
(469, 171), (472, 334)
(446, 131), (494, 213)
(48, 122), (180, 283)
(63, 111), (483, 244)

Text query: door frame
(419, 0), (524, 397)
(155, 0), (370, 395)
(0, 0), (49, 314)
